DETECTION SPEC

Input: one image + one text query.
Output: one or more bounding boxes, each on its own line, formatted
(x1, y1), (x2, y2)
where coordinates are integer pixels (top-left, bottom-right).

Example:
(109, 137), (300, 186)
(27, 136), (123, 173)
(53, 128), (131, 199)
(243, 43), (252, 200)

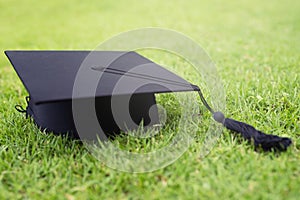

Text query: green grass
(0, 0), (300, 199)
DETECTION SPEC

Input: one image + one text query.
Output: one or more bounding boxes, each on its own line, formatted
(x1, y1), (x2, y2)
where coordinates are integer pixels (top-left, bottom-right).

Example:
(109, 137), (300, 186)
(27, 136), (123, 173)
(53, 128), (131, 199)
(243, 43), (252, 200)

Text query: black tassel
(197, 91), (292, 152)
(213, 111), (292, 152)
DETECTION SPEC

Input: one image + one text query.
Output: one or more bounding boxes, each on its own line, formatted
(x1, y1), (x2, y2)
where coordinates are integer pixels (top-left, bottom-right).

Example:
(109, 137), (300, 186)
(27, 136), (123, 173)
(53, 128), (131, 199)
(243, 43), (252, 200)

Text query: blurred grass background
(0, 0), (299, 199)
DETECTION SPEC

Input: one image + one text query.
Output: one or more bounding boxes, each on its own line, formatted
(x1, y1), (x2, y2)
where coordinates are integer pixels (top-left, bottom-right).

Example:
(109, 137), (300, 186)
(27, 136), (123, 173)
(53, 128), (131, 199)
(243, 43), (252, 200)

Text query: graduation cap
(5, 50), (199, 138)
(5, 50), (292, 152)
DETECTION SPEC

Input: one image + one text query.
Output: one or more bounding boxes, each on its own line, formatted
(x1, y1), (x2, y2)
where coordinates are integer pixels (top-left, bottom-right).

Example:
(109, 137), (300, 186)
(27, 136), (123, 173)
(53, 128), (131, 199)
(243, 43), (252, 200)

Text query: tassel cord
(197, 89), (292, 151)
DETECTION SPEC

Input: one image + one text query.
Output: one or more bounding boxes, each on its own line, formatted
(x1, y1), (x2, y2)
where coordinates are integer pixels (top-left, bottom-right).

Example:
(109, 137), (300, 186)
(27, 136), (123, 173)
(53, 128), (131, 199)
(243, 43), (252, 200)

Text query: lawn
(0, 0), (299, 199)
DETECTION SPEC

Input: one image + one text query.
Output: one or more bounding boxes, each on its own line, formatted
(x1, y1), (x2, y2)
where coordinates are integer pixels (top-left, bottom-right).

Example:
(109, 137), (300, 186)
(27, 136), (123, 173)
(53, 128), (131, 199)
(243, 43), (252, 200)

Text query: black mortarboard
(5, 50), (199, 139)
(5, 50), (292, 151)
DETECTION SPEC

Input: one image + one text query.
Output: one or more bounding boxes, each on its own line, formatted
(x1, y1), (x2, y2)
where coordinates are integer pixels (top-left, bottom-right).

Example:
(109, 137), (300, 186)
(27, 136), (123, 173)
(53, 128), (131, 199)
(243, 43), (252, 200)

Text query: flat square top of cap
(5, 51), (199, 104)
